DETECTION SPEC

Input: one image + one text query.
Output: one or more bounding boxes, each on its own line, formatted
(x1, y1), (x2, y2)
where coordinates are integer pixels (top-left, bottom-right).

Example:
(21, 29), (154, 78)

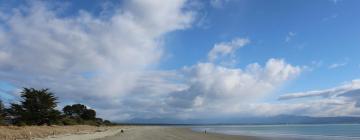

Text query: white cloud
(322, 14), (338, 21)
(98, 39), (302, 120)
(0, 0), (194, 118)
(329, 62), (348, 69)
(161, 58), (301, 119)
(245, 98), (360, 117)
(210, 0), (230, 9)
(285, 32), (296, 42)
(328, 58), (349, 69)
(0, 1), (310, 121)
(276, 80), (360, 116)
(279, 80), (360, 100)
(311, 60), (323, 67)
(331, 0), (342, 4)
(208, 38), (250, 62)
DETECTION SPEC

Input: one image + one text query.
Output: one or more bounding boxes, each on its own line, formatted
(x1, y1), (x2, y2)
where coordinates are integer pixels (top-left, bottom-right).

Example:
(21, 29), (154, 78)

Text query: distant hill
(125, 115), (360, 125)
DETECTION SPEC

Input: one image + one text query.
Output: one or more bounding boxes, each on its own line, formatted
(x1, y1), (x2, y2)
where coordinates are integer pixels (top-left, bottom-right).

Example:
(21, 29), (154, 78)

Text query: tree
(63, 104), (96, 120)
(8, 88), (61, 125)
(63, 104), (86, 118)
(0, 100), (5, 123)
(0, 100), (4, 113)
(81, 109), (96, 120)
(62, 105), (73, 116)
(103, 120), (112, 125)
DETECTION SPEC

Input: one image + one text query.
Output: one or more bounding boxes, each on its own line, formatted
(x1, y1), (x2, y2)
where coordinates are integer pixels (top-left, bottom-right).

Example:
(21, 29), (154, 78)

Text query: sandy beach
(98, 126), (316, 140)
(1, 125), (315, 140)
(97, 126), (264, 140)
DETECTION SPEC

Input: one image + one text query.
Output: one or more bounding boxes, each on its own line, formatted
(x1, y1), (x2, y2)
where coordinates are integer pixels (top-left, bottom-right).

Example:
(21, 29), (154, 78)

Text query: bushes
(60, 117), (111, 126)
(1, 87), (114, 126)
(61, 103), (112, 126)
(62, 104), (96, 120)
(81, 109), (96, 120)
(61, 117), (78, 125)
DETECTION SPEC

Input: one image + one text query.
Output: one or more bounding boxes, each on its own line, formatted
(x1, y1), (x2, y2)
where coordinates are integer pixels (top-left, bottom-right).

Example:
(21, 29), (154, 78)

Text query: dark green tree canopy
(2, 87), (112, 126)
(0, 100), (4, 113)
(0, 100), (5, 119)
(20, 88), (58, 110)
(8, 88), (60, 125)
(63, 104), (96, 120)
(63, 104), (86, 117)
(81, 109), (96, 120)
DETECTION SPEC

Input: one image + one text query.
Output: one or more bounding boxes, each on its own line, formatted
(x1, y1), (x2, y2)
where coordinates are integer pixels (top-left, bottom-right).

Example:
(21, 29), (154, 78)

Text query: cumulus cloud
(95, 57), (302, 120)
(161, 58), (301, 119)
(0, 0), (194, 117)
(208, 38), (249, 62)
(0, 1), (307, 121)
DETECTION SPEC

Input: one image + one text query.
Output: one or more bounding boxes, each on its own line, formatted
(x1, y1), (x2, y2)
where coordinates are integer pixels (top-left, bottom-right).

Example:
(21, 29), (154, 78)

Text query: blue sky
(0, 0), (360, 121)
(166, 0), (360, 87)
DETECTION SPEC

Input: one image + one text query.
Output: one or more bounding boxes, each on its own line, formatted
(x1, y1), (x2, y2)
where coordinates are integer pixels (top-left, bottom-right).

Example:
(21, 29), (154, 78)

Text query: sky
(0, 0), (360, 122)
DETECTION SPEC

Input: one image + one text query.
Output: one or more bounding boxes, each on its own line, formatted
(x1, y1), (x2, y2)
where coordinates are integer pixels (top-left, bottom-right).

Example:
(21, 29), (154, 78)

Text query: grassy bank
(0, 125), (118, 140)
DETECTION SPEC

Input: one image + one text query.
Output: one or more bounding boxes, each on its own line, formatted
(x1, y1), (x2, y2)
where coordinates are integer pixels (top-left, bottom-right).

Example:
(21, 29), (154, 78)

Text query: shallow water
(191, 124), (360, 140)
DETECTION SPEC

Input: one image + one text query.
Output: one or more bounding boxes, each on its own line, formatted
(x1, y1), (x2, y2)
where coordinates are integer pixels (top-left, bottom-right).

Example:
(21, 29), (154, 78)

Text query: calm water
(191, 124), (360, 140)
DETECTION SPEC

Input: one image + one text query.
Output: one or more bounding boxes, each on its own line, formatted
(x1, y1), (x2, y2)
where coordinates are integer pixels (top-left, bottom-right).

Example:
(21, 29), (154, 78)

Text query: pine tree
(8, 88), (61, 125)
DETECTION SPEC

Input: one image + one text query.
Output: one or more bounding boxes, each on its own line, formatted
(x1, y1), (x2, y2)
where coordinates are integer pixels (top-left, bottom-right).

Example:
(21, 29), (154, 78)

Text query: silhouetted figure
(121, 129), (124, 133)
(204, 130), (207, 134)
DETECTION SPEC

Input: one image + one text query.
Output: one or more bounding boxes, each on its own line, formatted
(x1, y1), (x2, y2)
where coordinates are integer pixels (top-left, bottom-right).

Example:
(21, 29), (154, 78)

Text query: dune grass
(0, 125), (115, 140)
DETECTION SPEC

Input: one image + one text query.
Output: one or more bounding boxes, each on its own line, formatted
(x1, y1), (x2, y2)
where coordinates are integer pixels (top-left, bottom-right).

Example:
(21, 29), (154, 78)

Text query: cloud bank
(3, 0), (348, 121)
(0, 0), (194, 119)
(278, 80), (360, 117)
(0, 0), (193, 98)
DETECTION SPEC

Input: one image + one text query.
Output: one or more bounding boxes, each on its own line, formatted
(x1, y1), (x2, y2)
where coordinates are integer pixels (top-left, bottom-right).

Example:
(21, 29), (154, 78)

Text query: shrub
(16, 121), (27, 126)
(61, 118), (78, 125)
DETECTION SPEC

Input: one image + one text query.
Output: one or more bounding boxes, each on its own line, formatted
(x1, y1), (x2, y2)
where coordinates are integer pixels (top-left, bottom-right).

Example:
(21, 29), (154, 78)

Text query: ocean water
(191, 124), (360, 140)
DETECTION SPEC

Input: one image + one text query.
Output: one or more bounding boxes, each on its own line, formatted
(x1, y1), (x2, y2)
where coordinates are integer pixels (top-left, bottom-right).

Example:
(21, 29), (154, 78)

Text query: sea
(191, 124), (360, 140)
